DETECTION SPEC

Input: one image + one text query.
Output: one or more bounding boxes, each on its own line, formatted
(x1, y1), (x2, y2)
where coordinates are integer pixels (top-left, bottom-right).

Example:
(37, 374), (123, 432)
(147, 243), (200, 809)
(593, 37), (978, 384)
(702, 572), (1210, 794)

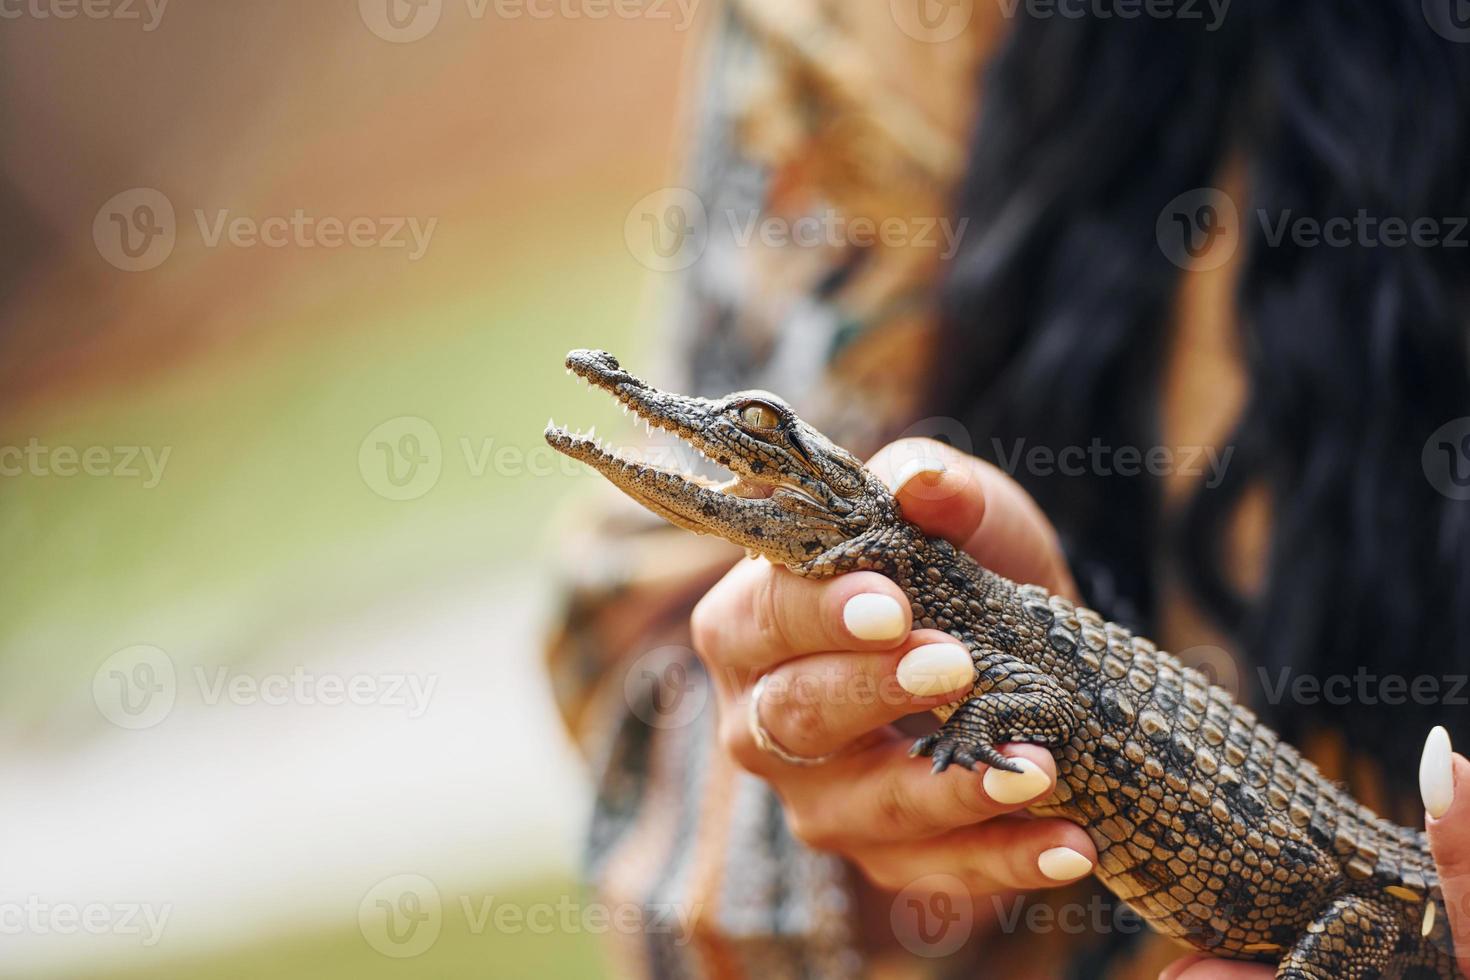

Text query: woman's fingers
(691, 560), (911, 674)
(866, 438), (1079, 600)
(1422, 726), (1470, 977)
(857, 814), (1098, 895)
(746, 630), (972, 759)
(776, 740), (1060, 845)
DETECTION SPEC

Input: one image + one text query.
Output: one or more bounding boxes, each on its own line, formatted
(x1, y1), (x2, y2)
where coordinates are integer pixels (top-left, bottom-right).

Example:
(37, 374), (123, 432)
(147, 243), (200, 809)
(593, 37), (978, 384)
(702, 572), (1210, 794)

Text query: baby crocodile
(546, 348), (1460, 979)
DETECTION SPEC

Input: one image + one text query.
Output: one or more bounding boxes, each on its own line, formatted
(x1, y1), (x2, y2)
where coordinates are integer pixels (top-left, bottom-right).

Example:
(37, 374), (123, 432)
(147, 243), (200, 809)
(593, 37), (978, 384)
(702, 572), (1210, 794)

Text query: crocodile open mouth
(544, 350), (783, 532)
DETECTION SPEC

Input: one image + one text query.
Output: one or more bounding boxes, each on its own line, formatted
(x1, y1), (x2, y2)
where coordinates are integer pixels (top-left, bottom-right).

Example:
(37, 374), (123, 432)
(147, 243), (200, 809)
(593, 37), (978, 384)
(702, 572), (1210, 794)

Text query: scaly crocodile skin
(546, 349), (1462, 979)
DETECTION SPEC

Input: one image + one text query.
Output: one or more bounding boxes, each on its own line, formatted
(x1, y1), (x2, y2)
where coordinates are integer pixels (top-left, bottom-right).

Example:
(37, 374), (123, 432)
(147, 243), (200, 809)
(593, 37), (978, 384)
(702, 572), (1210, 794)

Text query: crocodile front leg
(909, 657), (1080, 774)
(1275, 895), (1400, 979)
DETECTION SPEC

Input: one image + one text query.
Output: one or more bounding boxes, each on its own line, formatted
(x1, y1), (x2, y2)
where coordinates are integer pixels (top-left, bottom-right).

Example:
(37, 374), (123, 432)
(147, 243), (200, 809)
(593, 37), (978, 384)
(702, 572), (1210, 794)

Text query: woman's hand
(690, 437), (1096, 905)
(1160, 728), (1470, 978)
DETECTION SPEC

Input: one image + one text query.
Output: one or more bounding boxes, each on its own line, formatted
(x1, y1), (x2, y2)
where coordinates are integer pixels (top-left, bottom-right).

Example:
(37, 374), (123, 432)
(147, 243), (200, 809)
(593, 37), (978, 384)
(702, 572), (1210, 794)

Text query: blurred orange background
(0, 3), (697, 976)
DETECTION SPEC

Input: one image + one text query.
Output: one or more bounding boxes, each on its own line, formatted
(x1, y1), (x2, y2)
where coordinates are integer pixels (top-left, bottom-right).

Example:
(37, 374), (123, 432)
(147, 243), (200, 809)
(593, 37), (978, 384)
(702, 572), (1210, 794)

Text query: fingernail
(887, 457), (946, 494)
(895, 643), (973, 697)
(981, 756), (1050, 804)
(1037, 846), (1093, 882)
(842, 593), (906, 642)
(1421, 725), (1454, 820)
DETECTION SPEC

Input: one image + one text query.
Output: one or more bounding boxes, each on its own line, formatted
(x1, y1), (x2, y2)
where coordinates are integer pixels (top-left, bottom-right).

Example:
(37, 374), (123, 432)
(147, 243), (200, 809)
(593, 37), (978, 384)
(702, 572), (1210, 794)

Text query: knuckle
(854, 856), (911, 894)
(770, 678), (831, 751)
(689, 589), (729, 661)
(785, 808), (842, 853)
(875, 772), (940, 839)
(852, 852), (917, 899)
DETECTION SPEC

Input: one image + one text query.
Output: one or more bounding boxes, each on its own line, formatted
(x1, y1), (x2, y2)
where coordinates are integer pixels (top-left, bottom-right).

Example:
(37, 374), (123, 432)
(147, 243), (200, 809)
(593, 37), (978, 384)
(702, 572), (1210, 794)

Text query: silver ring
(747, 673), (844, 767)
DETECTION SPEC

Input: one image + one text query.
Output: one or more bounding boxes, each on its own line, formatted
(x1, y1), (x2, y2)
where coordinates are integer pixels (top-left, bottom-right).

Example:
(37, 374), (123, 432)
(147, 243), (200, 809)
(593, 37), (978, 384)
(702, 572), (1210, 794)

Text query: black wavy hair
(936, 0), (1470, 809)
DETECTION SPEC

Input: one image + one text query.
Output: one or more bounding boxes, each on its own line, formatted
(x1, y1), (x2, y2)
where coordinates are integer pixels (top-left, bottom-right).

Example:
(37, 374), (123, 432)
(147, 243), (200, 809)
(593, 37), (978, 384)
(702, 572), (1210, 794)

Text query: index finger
(691, 558), (913, 672)
(866, 437), (1078, 600)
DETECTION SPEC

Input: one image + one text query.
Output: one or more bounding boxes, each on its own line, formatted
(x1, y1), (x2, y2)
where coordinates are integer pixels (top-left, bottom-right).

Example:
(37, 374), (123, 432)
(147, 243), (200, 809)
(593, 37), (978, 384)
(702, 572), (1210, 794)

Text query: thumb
(866, 437), (1078, 600)
(1421, 725), (1470, 977)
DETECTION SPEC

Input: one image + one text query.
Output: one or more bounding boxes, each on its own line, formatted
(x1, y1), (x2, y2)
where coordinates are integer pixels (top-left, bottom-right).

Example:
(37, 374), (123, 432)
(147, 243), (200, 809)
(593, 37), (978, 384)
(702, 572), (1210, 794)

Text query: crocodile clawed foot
(909, 734), (1022, 774)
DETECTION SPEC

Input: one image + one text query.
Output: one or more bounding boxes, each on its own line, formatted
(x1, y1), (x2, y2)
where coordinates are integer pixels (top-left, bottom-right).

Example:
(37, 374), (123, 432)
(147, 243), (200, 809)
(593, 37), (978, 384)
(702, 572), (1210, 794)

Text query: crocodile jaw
(545, 349), (848, 560)
(543, 422), (774, 539)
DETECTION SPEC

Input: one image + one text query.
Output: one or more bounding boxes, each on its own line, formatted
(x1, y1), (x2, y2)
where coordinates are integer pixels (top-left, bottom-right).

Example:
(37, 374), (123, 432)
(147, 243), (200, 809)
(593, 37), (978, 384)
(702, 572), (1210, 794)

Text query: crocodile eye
(740, 403), (781, 430)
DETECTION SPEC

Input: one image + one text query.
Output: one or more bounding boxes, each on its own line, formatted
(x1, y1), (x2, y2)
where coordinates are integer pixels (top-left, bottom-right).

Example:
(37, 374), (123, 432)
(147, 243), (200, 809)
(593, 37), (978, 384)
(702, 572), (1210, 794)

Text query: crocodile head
(545, 349), (897, 571)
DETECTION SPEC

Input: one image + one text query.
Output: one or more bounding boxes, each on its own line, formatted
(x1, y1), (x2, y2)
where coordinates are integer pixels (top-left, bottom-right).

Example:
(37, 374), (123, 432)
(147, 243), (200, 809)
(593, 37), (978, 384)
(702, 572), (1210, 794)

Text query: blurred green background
(0, 3), (694, 976)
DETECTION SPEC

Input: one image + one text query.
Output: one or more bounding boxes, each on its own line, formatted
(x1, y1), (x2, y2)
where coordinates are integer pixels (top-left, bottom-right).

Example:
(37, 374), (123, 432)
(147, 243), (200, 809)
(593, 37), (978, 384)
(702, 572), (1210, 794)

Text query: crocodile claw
(910, 735), (1024, 775)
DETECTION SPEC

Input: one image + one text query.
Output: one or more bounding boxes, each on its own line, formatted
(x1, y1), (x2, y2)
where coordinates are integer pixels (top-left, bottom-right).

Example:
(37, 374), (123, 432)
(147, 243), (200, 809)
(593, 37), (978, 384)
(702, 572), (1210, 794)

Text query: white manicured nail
(1421, 725), (1454, 820)
(887, 457), (946, 494)
(895, 643), (973, 697)
(843, 593), (906, 642)
(981, 757), (1050, 804)
(1037, 847), (1093, 881)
